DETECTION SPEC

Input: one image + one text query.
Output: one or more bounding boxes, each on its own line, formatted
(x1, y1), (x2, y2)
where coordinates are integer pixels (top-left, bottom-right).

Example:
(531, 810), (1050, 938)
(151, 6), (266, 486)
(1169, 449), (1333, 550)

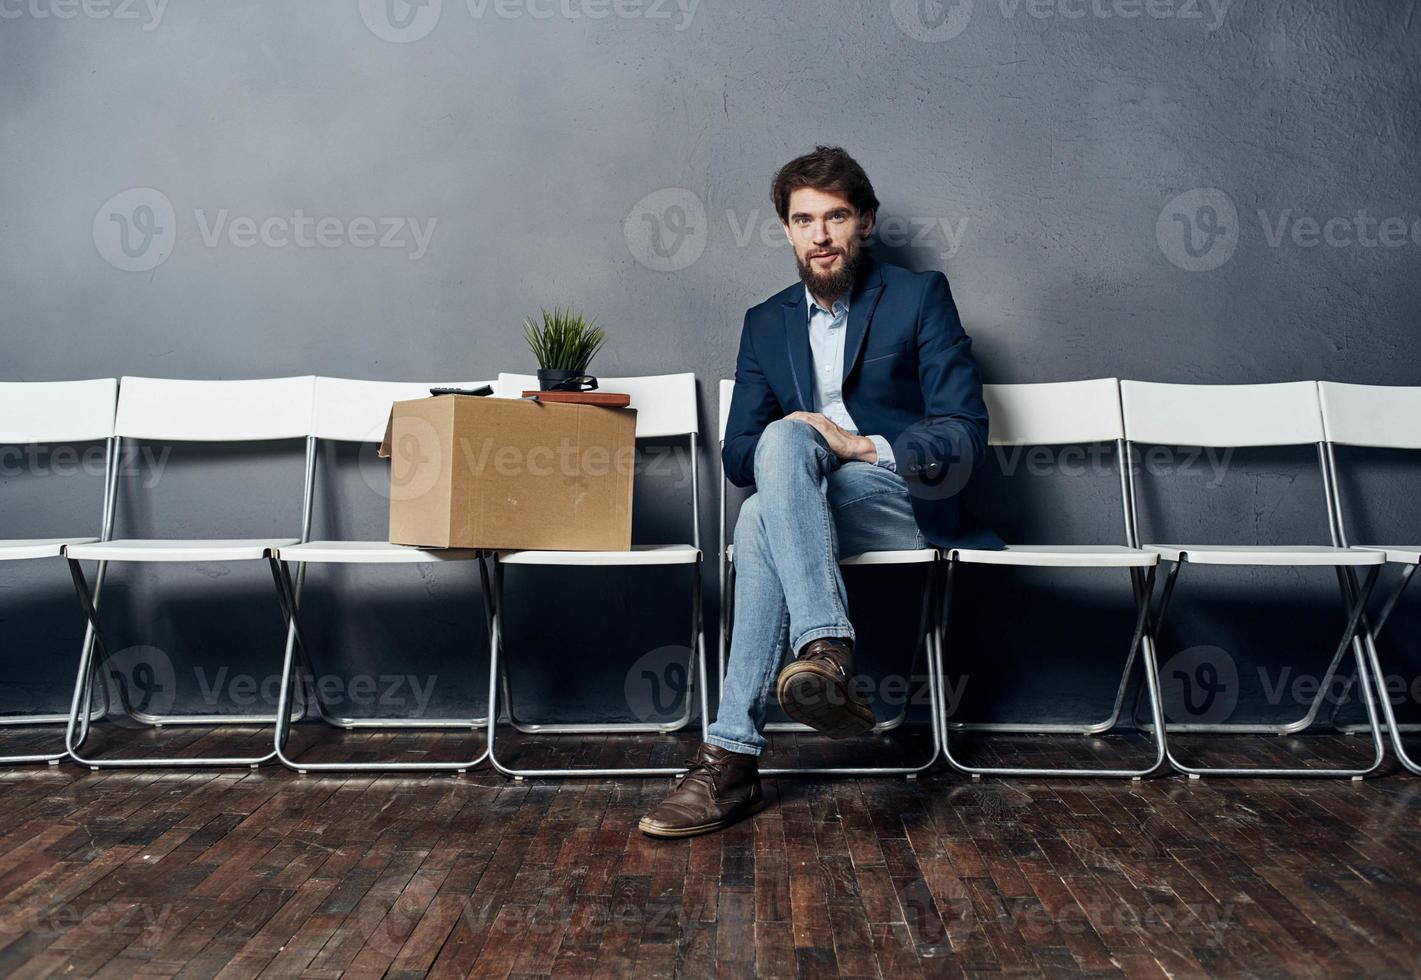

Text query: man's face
(783, 186), (875, 301)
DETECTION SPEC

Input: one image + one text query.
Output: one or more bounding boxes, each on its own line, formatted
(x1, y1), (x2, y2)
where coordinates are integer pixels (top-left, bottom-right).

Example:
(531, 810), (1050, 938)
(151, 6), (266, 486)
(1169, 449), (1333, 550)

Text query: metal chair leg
(269, 556), (491, 774)
(62, 557), (281, 769)
(485, 560), (708, 779)
(501, 559), (699, 737)
(1152, 562), (1387, 778)
(940, 560), (1170, 778)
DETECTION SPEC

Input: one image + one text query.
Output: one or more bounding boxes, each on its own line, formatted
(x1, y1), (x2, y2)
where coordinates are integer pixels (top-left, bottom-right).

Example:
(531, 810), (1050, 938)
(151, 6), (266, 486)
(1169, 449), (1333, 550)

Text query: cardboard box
(378, 395), (636, 551)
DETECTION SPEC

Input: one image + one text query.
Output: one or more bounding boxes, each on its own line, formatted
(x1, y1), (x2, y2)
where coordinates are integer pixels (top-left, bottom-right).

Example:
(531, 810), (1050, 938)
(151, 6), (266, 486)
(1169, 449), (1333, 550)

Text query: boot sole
(637, 797), (767, 839)
(776, 663), (876, 739)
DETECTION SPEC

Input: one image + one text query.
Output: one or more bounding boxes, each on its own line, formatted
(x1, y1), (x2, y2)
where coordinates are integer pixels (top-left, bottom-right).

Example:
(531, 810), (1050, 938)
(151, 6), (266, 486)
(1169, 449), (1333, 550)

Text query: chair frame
(717, 379), (947, 778)
(62, 377), (317, 769)
(267, 377), (497, 773)
(935, 380), (1170, 778)
(1122, 381), (1387, 779)
(1318, 381), (1421, 774)
(0, 380), (119, 765)
(483, 373), (709, 778)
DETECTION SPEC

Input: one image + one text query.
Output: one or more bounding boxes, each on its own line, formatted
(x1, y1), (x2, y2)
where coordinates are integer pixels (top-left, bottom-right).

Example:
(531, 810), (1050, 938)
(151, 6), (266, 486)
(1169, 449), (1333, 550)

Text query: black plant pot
(536, 369), (598, 392)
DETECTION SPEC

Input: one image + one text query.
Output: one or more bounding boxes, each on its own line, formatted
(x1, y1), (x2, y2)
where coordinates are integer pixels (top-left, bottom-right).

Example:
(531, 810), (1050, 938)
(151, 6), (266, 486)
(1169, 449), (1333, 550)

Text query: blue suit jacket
(723, 256), (1003, 550)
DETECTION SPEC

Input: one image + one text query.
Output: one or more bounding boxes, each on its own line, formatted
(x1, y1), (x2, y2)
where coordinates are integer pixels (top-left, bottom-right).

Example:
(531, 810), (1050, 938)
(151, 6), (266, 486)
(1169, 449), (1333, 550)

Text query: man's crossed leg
(639, 418), (922, 838)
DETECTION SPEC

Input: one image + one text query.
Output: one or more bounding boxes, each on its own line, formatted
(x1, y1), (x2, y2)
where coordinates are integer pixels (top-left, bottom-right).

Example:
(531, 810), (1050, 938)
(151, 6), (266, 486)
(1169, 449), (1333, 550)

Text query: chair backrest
(0, 379), (118, 444)
(1120, 381), (1323, 448)
(983, 379), (1123, 446)
(718, 378), (736, 444)
(115, 376), (317, 442)
(496, 373), (697, 439)
(1318, 382), (1421, 450)
(311, 377), (492, 443)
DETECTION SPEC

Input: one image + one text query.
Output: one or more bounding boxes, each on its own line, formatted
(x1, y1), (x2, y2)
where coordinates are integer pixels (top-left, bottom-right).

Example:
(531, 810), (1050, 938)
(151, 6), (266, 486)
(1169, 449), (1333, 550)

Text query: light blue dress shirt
(806, 287), (896, 470)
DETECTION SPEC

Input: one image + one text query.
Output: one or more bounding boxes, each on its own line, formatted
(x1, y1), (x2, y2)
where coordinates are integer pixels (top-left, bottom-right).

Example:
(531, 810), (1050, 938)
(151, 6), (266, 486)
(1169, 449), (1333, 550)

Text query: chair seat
(275, 540), (482, 564)
(496, 543), (701, 566)
(64, 538), (298, 562)
(950, 544), (1156, 568)
(1145, 544), (1386, 566)
(0, 537), (99, 561)
(726, 544), (938, 566)
(1352, 545), (1421, 565)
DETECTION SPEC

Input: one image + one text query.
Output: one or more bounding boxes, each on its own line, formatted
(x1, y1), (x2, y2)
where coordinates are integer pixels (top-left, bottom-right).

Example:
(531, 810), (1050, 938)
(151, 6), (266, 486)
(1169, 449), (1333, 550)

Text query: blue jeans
(706, 418), (925, 756)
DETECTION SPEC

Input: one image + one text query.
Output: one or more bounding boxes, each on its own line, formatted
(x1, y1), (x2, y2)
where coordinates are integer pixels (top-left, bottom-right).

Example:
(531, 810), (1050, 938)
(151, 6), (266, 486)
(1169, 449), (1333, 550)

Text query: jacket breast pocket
(861, 340), (910, 364)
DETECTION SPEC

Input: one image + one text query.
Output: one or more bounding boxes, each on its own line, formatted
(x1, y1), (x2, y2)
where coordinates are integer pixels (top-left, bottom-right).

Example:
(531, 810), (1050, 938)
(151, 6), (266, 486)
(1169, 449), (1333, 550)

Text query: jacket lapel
(842, 256), (885, 383)
(781, 288), (813, 412)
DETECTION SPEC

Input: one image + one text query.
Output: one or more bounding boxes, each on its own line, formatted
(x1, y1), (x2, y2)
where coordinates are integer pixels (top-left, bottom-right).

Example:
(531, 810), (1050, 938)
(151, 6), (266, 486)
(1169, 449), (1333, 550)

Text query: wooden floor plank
(1, 728), (1420, 977)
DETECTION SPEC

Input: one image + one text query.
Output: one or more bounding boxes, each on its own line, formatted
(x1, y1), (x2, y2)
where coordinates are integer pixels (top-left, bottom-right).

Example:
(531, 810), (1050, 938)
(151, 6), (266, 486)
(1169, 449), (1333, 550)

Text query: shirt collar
(805, 286), (849, 319)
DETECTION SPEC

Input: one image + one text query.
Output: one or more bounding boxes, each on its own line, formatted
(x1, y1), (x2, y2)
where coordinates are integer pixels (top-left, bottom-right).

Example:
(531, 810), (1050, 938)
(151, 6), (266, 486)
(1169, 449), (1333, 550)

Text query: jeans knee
(754, 418), (818, 482)
(733, 493), (767, 555)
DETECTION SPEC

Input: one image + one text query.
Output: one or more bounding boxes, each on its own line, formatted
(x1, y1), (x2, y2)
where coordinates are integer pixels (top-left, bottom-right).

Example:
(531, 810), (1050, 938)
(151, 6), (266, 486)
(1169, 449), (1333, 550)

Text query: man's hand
(784, 412), (878, 463)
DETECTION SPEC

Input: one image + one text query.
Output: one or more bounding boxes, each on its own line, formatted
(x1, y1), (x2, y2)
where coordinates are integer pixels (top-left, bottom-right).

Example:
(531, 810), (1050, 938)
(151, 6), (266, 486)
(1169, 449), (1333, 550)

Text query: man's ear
(781, 220), (794, 248)
(858, 210), (876, 242)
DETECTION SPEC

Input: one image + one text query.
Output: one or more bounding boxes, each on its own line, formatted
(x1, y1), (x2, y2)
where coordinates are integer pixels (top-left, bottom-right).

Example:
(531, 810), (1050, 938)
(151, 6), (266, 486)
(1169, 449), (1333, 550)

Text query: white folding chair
(483, 373), (708, 778)
(718, 379), (947, 778)
(62, 376), (317, 769)
(267, 377), (495, 773)
(1318, 381), (1421, 774)
(1121, 380), (1387, 778)
(937, 379), (1166, 778)
(0, 380), (118, 765)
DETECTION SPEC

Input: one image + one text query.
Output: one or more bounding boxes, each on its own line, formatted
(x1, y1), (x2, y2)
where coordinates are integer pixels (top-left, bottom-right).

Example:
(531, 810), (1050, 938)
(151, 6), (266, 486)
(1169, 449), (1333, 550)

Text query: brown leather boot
(638, 742), (765, 839)
(775, 637), (876, 738)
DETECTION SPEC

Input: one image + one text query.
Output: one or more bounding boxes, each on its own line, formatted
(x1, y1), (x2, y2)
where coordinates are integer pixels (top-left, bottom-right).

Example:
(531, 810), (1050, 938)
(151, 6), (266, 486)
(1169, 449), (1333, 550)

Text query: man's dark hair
(771, 145), (880, 224)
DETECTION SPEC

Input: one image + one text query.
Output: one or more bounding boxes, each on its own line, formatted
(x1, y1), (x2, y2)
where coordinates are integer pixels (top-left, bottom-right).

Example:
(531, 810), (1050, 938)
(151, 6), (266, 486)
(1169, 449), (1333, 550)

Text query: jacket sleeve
(721, 313), (782, 488)
(893, 272), (989, 490)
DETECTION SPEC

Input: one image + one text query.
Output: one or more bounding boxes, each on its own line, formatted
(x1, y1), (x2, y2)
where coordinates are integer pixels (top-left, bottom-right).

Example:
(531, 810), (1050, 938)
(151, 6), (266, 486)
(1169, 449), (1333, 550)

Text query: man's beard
(795, 243), (862, 302)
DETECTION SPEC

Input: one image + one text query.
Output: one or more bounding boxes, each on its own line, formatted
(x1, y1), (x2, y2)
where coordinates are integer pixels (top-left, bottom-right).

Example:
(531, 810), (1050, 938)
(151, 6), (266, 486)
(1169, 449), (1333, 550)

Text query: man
(639, 146), (1000, 839)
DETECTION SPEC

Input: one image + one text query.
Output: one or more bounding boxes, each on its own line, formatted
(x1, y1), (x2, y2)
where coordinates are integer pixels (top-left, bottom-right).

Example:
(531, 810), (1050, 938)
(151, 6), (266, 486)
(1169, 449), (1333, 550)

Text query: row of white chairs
(1, 375), (1418, 780)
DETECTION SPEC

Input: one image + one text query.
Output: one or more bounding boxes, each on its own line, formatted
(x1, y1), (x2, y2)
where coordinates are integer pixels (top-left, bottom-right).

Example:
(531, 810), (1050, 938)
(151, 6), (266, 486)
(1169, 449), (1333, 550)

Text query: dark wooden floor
(2, 725), (1421, 978)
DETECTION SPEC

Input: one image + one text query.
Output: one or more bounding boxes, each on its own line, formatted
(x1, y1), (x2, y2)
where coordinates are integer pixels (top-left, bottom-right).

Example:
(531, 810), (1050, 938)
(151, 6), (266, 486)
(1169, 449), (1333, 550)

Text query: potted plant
(523, 306), (608, 391)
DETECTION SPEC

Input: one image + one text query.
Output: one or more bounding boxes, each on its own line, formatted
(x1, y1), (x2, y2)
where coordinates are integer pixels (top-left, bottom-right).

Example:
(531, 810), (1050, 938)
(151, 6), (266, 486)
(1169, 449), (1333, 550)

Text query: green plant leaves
(523, 306), (608, 371)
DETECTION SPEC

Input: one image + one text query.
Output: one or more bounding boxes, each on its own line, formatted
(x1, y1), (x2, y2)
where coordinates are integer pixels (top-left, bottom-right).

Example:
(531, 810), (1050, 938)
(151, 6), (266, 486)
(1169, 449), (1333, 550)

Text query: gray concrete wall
(2, 0), (1419, 736)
